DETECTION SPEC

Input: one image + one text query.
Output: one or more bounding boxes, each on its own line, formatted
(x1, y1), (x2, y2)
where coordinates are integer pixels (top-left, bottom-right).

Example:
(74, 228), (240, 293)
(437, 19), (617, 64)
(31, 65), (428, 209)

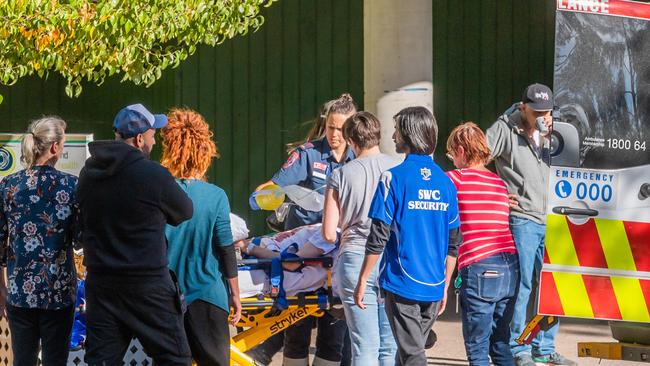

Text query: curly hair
(161, 108), (219, 180)
(446, 121), (491, 166)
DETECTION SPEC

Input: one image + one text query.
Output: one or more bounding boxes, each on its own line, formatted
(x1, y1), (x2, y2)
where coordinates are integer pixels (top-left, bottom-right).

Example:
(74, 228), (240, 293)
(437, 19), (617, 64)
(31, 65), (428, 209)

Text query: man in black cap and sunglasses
(77, 104), (194, 366)
(487, 84), (576, 366)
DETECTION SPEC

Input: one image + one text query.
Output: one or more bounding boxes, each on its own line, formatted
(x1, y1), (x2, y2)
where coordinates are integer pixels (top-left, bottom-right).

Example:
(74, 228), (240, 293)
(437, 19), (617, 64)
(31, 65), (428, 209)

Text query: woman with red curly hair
(445, 122), (518, 366)
(161, 108), (241, 366)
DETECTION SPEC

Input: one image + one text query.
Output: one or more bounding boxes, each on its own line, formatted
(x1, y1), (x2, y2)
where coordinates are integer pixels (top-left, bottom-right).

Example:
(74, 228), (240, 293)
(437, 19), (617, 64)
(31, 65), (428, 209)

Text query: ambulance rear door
(540, 0), (650, 323)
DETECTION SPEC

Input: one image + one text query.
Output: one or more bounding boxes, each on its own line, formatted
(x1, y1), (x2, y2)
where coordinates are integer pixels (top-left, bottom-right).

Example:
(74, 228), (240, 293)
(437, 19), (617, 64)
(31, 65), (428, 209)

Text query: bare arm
(248, 245), (280, 259)
(354, 254), (381, 309)
(355, 219), (390, 309)
(321, 187), (340, 243)
(438, 255), (457, 316)
(255, 180), (275, 192)
(295, 242), (325, 258)
(508, 193), (519, 209)
(439, 227), (462, 315)
(227, 277), (241, 325)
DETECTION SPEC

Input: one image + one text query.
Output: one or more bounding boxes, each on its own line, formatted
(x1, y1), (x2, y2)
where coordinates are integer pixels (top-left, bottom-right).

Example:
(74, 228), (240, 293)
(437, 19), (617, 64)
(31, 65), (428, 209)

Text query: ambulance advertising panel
(0, 133), (92, 179)
(539, 0), (650, 322)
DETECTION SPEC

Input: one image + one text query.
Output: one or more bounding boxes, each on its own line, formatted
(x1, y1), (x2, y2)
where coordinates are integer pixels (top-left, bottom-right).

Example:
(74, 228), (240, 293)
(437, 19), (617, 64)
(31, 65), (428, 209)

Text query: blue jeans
(508, 216), (559, 357)
(336, 251), (397, 366)
(460, 252), (519, 366)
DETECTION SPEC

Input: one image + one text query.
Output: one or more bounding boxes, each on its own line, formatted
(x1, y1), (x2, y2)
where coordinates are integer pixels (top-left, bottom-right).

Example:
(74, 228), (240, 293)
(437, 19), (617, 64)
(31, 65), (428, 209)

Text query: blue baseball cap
(113, 104), (168, 138)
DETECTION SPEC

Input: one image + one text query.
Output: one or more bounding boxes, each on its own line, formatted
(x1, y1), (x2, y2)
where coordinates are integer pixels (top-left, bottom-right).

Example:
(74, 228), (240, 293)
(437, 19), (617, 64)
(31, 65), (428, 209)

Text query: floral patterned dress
(0, 165), (79, 309)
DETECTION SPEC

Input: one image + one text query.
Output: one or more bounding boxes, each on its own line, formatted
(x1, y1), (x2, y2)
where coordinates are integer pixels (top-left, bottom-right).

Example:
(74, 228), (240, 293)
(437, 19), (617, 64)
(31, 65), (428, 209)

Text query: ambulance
(529, 0), (650, 362)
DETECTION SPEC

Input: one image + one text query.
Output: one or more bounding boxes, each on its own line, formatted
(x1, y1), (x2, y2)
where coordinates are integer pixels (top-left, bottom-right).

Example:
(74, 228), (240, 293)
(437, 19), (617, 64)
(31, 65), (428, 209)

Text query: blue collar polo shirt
(272, 137), (355, 229)
(368, 154), (460, 302)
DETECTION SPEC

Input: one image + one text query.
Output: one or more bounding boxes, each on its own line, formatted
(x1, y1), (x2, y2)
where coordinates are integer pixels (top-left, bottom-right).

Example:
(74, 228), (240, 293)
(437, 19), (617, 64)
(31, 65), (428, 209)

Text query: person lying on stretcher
(231, 220), (338, 298)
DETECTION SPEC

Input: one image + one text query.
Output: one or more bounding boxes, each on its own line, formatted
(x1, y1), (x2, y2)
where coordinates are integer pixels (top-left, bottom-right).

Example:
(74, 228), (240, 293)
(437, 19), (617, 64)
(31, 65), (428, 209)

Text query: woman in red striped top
(446, 122), (519, 366)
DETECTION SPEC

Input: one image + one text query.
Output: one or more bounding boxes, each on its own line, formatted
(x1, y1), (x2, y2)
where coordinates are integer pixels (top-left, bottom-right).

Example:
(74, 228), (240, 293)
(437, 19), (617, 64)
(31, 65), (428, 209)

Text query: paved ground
(269, 306), (627, 365)
(428, 310), (624, 366)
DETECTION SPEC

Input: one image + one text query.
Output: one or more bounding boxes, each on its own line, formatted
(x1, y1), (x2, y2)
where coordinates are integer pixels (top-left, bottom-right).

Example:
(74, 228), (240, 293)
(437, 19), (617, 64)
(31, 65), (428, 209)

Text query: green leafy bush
(0, 0), (276, 100)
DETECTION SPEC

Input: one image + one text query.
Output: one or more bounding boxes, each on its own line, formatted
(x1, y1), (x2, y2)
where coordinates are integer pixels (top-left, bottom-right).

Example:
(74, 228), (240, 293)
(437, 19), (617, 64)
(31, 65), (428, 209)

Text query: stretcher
(230, 256), (340, 366)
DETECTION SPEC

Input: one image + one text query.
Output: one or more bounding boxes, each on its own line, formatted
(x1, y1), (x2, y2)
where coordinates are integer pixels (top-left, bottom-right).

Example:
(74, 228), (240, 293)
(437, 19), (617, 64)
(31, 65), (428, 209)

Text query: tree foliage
(0, 0), (276, 102)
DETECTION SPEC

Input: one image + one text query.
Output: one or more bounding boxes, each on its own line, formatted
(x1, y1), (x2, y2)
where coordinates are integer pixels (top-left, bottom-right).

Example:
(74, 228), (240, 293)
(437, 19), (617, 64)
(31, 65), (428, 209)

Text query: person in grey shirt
(487, 84), (575, 366)
(323, 111), (399, 366)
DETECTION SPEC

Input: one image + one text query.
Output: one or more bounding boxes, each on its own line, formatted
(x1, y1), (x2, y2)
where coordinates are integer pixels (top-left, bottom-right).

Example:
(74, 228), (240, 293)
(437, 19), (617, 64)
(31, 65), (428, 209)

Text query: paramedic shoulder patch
(283, 150), (299, 169)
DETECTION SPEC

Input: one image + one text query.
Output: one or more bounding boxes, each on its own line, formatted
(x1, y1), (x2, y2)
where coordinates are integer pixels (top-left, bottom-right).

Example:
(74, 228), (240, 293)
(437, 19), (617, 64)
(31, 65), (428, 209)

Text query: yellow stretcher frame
(229, 257), (337, 366)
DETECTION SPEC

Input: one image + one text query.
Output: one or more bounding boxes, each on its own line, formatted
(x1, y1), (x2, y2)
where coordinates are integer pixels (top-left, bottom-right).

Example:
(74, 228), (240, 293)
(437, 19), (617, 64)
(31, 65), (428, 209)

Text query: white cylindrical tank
(376, 81), (433, 156)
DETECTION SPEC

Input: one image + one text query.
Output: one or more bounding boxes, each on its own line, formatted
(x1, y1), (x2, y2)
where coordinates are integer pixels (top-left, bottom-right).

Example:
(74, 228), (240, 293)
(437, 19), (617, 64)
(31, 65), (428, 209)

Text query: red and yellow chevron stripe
(539, 215), (650, 322)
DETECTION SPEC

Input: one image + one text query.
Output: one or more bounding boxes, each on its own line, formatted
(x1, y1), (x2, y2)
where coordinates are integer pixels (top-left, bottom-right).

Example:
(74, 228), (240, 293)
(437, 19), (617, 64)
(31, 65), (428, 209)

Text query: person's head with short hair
(518, 83), (553, 130)
(113, 103), (168, 158)
(160, 108), (219, 180)
(446, 122), (492, 169)
(392, 106), (437, 155)
(21, 116), (67, 168)
(342, 111), (381, 156)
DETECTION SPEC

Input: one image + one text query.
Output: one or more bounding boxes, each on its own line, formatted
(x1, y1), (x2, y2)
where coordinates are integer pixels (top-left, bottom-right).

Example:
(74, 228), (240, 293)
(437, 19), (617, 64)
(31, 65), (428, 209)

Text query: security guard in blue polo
(252, 94), (356, 366)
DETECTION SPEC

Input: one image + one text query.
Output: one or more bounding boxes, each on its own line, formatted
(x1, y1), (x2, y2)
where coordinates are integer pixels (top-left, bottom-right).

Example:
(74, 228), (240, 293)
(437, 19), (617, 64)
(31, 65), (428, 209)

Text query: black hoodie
(77, 140), (193, 277)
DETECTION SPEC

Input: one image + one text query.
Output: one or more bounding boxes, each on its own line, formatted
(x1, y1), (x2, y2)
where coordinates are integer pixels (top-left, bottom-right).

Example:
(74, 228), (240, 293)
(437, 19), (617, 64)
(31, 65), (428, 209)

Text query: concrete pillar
(364, 0), (433, 154)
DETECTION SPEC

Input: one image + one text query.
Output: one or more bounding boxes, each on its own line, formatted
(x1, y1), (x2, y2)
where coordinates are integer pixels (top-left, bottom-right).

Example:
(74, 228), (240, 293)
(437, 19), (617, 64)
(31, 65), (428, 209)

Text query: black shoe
(425, 330), (437, 349)
(244, 349), (273, 365)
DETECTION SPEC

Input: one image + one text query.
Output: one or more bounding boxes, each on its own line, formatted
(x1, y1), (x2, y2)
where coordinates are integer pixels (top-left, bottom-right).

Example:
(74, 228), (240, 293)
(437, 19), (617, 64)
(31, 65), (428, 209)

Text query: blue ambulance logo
(555, 180), (572, 198)
(0, 147), (16, 177)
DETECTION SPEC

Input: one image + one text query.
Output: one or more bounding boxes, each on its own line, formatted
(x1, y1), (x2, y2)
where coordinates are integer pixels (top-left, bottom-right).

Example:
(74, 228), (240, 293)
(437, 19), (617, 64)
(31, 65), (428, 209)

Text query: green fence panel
(0, 0), (364, 235)
(433, 0), (555, 138)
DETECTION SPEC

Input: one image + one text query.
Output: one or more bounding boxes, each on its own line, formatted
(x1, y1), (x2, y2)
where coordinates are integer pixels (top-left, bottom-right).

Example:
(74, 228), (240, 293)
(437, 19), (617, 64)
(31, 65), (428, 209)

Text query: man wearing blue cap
(77, 104), (194, 365)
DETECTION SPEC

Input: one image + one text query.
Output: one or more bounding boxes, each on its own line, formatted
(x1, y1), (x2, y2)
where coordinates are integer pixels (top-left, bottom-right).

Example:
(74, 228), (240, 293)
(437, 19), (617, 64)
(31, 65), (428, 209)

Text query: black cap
(522, 83), (553, 111)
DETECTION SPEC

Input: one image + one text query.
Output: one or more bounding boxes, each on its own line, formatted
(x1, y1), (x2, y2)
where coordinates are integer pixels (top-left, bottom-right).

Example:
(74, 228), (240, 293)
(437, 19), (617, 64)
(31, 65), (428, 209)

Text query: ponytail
(21, 116), (67, 168)
(21, 133), (37, 168)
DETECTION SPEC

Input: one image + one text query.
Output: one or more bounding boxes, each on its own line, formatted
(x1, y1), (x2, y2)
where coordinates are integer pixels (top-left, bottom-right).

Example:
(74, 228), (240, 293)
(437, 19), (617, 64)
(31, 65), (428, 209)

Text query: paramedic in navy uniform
(253, 93), (356, 366)
(355, 106), (462, 366)
(257, 93), (357, 231)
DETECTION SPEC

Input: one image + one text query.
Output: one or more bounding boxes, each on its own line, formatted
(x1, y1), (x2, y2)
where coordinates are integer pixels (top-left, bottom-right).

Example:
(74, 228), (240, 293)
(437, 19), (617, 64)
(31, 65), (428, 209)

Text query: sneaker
(514, 354), (537, 366)
(533, 352), (577, 365)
